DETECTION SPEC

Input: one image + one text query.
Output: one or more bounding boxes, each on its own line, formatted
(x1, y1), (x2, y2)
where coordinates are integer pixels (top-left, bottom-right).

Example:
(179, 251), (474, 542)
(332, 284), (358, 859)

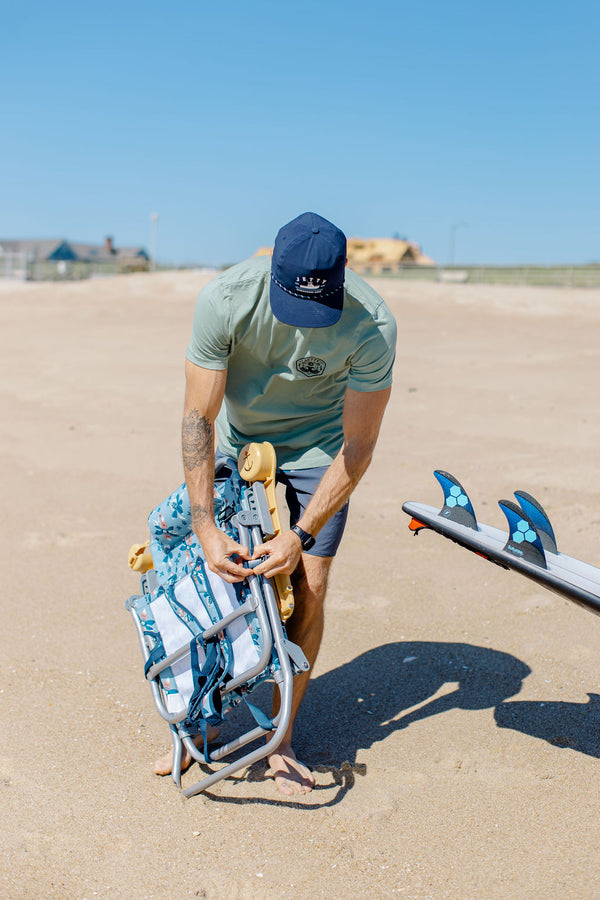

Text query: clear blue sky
(2, 0), (598, 266)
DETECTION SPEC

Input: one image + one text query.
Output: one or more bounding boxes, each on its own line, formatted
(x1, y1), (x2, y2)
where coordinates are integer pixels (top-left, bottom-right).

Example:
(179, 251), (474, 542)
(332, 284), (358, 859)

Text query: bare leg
(153, 725), (220, 776)
(268, 554), (332, 796)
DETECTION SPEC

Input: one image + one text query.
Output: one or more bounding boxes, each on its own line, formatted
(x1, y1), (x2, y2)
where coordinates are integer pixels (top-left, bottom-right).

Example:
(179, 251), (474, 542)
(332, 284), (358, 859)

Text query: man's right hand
(197, 524), (251, 583)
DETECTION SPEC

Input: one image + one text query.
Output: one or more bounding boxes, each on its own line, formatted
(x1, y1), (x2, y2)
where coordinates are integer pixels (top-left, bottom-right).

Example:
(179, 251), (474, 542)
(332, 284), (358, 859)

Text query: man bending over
(154, 212), (397, 795)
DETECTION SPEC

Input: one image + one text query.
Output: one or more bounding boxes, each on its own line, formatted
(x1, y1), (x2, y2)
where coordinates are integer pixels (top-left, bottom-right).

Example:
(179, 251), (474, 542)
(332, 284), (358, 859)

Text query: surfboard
(402, 470), (600, 617)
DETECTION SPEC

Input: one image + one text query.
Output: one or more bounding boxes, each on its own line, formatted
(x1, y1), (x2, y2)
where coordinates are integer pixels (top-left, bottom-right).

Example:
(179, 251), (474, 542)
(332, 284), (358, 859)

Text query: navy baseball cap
(270, 212), (347, 327)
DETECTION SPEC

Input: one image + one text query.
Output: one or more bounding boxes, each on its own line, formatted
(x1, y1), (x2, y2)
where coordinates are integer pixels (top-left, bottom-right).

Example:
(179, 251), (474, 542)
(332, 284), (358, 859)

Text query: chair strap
(184, 633), (234, 761)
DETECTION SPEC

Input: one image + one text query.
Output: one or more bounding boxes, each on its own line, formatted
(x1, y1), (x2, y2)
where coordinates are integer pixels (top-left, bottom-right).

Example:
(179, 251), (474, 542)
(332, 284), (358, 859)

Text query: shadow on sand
(297, 640), (600, 762)
(201, 640), (600, 806)
(495, 693), (600, 757)
(295, 641), (530, 765)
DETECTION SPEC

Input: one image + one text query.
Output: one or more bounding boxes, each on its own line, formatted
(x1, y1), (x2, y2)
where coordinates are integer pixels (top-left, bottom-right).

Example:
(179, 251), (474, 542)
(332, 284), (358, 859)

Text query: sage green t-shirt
(186, 254), (397, 469)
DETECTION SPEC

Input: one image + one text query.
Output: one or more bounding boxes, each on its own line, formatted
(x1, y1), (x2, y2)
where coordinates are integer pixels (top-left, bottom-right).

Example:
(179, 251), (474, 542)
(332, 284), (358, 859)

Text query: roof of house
(0, 238), (149, 262)
(0, 239), (70, 258)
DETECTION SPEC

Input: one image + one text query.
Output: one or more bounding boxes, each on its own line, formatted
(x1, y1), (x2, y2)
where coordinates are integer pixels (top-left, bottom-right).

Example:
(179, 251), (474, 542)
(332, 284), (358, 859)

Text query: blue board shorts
(216, 451), (349, 558)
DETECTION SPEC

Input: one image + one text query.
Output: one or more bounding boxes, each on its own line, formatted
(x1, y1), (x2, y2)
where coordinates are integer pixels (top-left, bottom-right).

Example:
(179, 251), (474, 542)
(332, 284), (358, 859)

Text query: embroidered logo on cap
(295, 276), (327, 294)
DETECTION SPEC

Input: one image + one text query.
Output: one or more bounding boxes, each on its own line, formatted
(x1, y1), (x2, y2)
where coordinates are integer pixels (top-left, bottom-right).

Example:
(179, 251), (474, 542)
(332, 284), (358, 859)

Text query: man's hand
(198, 523), (251, 583)
(249, 530), (304, 578)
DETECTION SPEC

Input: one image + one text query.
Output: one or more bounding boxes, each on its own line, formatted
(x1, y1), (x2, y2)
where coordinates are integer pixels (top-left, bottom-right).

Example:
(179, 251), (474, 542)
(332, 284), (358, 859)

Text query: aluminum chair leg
(170, 725), (183, 788)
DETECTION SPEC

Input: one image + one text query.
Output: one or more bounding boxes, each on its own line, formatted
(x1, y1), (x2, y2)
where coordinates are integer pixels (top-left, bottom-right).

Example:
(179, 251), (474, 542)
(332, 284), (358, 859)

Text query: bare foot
(267, 743), (314, 796)
(153, 726), (220, 776)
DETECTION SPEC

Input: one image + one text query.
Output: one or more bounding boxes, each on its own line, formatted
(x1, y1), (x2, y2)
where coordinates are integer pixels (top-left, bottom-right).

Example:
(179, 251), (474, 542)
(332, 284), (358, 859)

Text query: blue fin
(433, 470), (477, 530)
(514, 491), (558, 554)
(498, 500), (547, 568)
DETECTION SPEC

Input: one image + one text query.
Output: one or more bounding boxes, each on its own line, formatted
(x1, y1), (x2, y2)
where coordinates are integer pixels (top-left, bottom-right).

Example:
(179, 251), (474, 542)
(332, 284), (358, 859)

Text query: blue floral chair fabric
(147, 462), (242, 585)
(129, 462), (273, 726)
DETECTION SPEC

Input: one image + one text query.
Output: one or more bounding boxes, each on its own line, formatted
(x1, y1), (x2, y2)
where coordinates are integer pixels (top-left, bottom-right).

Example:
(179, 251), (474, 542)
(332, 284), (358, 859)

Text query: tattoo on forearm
(182, 409), (213, 471)
(191, 503), (211, 527)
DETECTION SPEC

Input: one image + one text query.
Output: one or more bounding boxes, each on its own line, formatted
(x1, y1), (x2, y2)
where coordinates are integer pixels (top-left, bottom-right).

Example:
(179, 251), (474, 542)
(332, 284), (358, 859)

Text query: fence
(2, 253), (600, 288)
(0, 251), (145, 281)
(0, 249), (28, 280)
(362, 264), (600, 289)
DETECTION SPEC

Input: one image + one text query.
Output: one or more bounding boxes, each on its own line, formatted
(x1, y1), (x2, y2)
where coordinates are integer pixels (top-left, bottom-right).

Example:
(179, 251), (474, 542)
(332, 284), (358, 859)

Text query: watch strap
(291, 524), (316, 551)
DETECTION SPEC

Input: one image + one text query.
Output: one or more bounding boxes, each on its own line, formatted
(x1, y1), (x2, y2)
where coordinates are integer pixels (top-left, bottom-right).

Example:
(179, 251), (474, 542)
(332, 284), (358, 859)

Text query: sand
(1, 270), (600, 899)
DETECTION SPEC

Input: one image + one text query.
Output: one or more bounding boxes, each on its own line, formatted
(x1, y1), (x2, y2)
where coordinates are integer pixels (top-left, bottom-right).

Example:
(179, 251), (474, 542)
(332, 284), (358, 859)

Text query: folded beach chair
(126, 442), (309, 797)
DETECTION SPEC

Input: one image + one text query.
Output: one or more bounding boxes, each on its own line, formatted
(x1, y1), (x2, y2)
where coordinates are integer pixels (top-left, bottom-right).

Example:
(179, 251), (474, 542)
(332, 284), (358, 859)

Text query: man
(155, 212), (397, 795)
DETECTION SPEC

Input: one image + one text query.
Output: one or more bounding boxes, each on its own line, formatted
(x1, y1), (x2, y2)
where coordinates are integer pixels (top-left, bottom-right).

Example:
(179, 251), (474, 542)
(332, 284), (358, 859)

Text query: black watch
(291, 524), (316, 552)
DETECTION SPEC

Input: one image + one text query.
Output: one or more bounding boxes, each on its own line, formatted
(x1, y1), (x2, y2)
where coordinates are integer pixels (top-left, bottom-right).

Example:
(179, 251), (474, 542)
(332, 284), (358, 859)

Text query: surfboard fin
(498, 500), (547, 568)
(433, 470), (478, 530)
(514, 491), (558, 554)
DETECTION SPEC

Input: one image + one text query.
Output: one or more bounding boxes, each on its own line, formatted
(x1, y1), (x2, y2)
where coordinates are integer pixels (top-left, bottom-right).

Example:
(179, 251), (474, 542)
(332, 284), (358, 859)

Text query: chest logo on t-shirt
(295, 356), (326, 377)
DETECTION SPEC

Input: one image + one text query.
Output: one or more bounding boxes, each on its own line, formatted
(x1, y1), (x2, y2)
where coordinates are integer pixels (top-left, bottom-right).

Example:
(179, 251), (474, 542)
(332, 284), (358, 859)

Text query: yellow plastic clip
(238, 442), (295, 622)
(128, 540), (154, 574)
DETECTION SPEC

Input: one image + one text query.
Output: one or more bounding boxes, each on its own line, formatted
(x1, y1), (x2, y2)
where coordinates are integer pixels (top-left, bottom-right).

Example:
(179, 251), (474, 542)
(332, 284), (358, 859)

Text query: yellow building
(254, 237), (435, 273)
(346, 237), (435, 273)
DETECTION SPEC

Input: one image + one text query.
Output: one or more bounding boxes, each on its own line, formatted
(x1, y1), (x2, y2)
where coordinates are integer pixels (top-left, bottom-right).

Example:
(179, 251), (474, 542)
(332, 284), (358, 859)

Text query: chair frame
(126, 459), (309, 797)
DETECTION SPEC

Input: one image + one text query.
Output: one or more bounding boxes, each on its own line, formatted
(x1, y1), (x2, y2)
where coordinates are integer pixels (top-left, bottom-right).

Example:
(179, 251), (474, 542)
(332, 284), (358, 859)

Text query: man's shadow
(294, 641), (528, 764)
(291, 641), (600, 764)
(212, 640), (531, 806)
(211, 641), (600, 805)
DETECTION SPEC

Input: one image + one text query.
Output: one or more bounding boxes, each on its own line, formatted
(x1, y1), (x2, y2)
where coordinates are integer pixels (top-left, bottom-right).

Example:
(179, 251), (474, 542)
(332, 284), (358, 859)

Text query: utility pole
(150, 212), (159, 271)
(448, 221), (468, 266)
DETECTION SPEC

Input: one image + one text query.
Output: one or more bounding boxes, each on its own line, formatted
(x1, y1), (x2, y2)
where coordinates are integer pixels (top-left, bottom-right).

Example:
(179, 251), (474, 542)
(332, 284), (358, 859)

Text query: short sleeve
(347, 304), (397, 392)
(185, 277), (231, 370)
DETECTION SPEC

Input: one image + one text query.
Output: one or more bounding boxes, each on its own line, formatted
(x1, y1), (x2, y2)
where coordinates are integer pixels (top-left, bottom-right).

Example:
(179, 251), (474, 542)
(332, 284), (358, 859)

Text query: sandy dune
(2, 270), (600, 898)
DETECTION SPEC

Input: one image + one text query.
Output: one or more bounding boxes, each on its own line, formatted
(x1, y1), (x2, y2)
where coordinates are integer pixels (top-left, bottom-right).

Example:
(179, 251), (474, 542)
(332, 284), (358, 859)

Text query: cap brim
(269, 278), (343, 328)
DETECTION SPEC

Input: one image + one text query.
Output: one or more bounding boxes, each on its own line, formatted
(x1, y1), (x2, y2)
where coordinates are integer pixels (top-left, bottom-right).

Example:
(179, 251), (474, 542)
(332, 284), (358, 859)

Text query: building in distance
(0, 236), (150, 279)
(345, 237), (435, 274)
(254, 236), (435, 275)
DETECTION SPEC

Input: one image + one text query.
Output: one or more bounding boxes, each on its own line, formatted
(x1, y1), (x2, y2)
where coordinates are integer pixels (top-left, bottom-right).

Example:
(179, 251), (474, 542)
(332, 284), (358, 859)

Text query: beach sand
(2, 270), (600, 899)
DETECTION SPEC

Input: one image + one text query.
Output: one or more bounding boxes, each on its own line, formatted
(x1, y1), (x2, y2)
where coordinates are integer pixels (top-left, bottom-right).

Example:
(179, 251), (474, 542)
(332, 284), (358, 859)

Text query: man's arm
(252, 386), (392, 577)
(183, 359), (250, 582)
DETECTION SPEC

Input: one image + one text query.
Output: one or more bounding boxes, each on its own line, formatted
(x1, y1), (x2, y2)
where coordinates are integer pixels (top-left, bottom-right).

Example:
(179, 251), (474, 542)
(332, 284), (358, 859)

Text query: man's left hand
(250, 530), (304, 577)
